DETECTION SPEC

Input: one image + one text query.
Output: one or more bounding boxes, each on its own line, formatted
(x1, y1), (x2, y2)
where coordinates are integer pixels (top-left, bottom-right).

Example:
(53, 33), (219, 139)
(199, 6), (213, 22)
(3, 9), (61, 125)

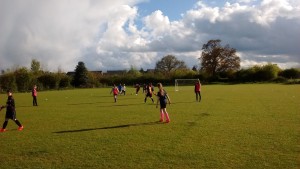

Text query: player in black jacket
(0, 89), (24, 132)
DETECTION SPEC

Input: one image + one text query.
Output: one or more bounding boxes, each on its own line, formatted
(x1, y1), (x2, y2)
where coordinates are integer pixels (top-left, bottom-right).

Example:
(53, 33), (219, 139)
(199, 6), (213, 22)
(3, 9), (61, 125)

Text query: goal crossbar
(175, 79), (199, 91)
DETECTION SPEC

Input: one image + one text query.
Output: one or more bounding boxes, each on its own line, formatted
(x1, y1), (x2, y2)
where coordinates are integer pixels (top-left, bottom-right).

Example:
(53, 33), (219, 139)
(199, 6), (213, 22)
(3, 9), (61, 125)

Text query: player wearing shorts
(110, 84), (119, 103)
(156, 83), (171, 123)
(135, 84), (140, 95)
(144, 83), (154, 103)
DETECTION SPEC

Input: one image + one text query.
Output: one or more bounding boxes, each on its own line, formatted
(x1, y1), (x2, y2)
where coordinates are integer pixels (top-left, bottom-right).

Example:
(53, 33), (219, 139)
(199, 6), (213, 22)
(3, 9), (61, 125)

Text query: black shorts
(5, 111), (16, 120)
(160, 100), (167, 109)
(146, 93), (153, 97)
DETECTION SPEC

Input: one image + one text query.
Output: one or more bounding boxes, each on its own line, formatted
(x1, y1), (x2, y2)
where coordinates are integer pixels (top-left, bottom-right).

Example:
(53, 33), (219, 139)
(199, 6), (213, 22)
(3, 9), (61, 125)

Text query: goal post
(175, 79), (200, 91)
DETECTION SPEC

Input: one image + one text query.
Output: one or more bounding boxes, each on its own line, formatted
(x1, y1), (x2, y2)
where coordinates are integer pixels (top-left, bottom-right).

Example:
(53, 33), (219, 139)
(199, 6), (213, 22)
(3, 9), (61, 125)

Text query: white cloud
(181, 0), (300, 68)
(253, 0), (298, 26)
(143, 10), (171, 36)
(0, 0), (299, 73)
(237, 0), (255, 3)
(0, 0), (142, 71)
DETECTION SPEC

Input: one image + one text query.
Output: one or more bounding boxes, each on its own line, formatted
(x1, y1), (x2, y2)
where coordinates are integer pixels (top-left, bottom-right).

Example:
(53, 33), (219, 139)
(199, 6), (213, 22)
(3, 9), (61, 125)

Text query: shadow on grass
(68, 98), (144, 106)
(200, 112), (210, 116)
(118, 97), (142, 100)
(92, 95), (112, 98)
(97, 102), (148, 107)
(68, 102), (109, 105)
(53, 121), (163, 134)
(18, 105), (35, 108)
(170, 101), (195, 104)
(69, 102), (152, 107)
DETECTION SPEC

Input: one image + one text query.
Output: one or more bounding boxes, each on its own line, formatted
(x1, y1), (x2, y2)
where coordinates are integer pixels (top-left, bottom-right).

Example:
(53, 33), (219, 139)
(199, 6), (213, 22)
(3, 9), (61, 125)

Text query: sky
(0, 0), (299, 72)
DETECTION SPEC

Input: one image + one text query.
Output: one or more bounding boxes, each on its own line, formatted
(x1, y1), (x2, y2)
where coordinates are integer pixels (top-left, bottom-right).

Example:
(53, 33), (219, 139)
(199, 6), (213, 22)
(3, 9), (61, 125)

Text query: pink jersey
(195, 82), (201, 92)
(112, 87), (118, 95)
(32, 88), (37, 97)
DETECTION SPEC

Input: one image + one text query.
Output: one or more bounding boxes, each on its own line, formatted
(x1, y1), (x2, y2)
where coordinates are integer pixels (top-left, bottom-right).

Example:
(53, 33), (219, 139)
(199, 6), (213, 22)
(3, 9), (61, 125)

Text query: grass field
(0, 84), (299, 169)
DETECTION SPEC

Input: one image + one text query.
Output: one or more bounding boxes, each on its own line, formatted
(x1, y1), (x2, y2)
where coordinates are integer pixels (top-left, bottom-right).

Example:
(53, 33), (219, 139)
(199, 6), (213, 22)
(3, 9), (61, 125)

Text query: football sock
(160, 110), (164, 121)
(15, 120), (22, 127)
(165, 112), (170, 122)
(2, 121), (8, 129)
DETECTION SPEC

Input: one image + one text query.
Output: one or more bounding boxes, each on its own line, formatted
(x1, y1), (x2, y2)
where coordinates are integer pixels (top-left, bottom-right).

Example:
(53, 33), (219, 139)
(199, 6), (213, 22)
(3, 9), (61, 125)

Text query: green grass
(0, 84), (299, 169)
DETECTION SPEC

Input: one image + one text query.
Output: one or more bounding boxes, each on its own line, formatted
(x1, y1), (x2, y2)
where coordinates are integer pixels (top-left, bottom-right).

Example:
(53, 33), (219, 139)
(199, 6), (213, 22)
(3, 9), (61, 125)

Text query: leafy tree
(252, 64), (281, 81)
(155, 55), (188, 74)
(15, 67), (31, 92)
(171, 69), (197, 79)
(127, 66), (142, 77)
(236, 64), (282, 82)
(0, 72), (17, 92)
(38, 73), (57, 89)
(236, 68), (256, 82)
(261, 63), (281, 80)
(30, 59), (43, 87)
(59, 76), (71, 88)
(200, 39), (240, 76)
(139, 68), (145, 73)
(31, 59), (41, 74)
(73, 61), (89, 87)
(192, 65), (198, 72)
(86, 72), (102, 88)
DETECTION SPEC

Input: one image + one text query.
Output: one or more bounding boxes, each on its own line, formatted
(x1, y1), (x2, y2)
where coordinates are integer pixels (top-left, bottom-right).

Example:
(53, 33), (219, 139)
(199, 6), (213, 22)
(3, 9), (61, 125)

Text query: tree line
(1, 39), (299, 92)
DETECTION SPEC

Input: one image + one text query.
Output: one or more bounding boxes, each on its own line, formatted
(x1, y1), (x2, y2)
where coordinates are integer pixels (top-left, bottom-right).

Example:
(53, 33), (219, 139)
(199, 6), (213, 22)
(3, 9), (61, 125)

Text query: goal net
(175, 79), (200, 91)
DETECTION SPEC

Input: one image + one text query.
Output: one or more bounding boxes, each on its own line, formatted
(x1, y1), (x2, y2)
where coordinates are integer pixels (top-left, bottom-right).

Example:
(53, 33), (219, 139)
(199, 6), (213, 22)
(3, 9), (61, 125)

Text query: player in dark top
(0, 89), (24, 132)
(135, 83), (140, 95)
(156, 83), (171, 123)
(143, 84), (147, 93)
(118, 84), (122, 94)
(144, 83), (154, 103)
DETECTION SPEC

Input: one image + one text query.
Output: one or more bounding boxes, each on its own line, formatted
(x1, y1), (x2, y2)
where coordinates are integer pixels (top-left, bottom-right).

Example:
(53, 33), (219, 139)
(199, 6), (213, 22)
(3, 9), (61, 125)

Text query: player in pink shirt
(32, 85), (38, 106)
(110, 84), (119, 103)
(194, 80), (201, 102)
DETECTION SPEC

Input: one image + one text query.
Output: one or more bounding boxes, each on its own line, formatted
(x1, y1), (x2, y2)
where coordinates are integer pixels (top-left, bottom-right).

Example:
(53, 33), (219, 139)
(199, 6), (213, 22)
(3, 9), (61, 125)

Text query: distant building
(105, 70), (127, 76)
(66, 71), (103, 76)
(66, 72), (75, 76)
(146, 69), (155, 73)
(90, 71), (103, 75)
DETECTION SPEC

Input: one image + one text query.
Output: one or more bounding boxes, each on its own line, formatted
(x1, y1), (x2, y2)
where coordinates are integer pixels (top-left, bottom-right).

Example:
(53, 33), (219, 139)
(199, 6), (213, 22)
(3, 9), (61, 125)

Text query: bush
(59, 76), (71, 89)
(273, 76), (287, 83)
(259, 63), (281, 81)
(38, 73), (58, 90)
(279, 68), (300, 79)
(0, 72), (17, 92)
(15, 67), (31, 92)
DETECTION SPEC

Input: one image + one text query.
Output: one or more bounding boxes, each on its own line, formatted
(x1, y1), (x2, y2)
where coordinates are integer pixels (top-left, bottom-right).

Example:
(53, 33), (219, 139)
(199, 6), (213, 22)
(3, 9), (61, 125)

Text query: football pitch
(0, 84), (299, 169)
